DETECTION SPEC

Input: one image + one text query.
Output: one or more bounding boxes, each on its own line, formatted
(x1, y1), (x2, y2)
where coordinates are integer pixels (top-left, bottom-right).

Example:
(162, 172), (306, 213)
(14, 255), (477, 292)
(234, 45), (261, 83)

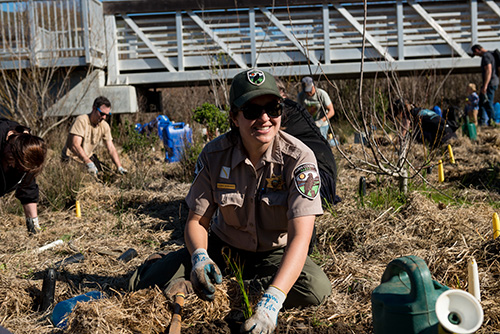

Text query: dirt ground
(1, 127), (500, 334)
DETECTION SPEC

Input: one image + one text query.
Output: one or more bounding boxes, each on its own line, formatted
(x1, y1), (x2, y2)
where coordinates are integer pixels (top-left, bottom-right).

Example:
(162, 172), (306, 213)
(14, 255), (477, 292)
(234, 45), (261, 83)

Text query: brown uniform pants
(128, 233), (332, 308)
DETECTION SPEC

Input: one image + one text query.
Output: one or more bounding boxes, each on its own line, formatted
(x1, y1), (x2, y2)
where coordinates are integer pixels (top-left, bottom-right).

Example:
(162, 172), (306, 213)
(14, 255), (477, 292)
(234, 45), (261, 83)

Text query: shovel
(165, 278), (193, 334)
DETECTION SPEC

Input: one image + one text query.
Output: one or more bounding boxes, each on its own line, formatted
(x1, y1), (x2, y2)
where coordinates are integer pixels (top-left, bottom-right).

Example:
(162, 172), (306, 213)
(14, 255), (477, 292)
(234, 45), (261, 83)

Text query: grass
(222, 248), (252, 320)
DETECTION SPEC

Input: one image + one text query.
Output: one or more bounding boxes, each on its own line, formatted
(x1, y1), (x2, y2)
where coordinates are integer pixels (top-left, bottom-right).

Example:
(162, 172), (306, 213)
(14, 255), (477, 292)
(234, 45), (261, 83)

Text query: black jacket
(0, 118), (39, 204)
(281, 99), (337, 182)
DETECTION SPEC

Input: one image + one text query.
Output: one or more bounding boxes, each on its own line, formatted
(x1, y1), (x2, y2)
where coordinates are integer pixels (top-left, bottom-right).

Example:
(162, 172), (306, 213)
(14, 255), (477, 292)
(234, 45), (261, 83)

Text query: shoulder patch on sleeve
(294, 163), (321, 199)
(192, 156), (204, 184)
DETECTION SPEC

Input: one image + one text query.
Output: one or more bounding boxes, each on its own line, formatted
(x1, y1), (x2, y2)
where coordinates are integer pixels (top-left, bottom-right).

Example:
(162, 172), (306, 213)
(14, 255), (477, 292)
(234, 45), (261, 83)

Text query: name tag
(217, 183), (236, 190)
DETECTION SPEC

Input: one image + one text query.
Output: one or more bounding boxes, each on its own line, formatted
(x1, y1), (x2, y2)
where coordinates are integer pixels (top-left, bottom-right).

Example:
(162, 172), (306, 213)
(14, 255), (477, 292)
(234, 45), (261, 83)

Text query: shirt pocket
(215, 191), (246, 229)
(261, 191), (288, 230)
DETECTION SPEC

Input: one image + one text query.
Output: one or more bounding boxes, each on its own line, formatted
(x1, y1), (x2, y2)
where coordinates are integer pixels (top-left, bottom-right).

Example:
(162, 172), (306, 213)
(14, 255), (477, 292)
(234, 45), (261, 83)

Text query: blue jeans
(479, 84), (497, 125)
(319, 125), (328, 139)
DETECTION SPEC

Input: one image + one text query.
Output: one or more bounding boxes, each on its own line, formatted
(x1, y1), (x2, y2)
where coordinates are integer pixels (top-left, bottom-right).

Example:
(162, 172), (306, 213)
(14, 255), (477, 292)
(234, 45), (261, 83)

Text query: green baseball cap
(229, 69), (282, 108)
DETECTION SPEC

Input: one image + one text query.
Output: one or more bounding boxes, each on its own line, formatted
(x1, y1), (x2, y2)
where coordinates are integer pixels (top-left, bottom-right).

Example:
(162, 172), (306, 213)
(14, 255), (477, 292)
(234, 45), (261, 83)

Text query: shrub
(192, 103), (229, 140)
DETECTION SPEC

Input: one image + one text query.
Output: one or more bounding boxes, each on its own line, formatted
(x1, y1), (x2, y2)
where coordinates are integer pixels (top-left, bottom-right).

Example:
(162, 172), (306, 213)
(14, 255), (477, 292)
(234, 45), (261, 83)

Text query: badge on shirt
(220, 166), (231, 179)
(294, 163), (320, 199)
(217, 183), (236, 190)
(266, 174), (284, 191)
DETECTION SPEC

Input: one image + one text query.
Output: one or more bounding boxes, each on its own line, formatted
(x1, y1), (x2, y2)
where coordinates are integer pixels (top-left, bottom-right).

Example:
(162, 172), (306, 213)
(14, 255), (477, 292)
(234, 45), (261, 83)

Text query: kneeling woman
(129, 69), (332, 333)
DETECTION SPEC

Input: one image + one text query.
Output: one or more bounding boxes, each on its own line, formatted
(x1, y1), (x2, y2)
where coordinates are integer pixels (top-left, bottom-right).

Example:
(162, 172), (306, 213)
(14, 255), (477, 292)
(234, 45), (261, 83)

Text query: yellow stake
(447, 144), (455, 164)
(438, 160), (444, 182)
(493, 213), (500, 239)
(75, 200), (81, 218)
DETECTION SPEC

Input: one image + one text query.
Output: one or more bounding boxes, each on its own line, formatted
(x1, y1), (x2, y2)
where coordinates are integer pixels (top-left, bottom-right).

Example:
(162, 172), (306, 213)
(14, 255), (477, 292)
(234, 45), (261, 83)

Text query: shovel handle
(168, 293), (185, 334)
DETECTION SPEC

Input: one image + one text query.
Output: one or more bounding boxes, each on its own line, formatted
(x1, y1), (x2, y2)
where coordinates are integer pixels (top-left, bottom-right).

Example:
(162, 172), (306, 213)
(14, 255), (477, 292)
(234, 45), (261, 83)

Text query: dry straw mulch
(1, 130), (500, 333)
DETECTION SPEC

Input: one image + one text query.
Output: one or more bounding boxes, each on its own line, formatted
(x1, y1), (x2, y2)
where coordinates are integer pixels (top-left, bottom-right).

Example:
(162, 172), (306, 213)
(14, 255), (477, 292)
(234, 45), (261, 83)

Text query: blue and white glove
(315, 119), (328, 128)
(86, 162), (98, 175)
(26, 217), (41, 234)
(241, 285), (286, 334)
(118, 166), (128, 175)
(190, 248), (222, 301)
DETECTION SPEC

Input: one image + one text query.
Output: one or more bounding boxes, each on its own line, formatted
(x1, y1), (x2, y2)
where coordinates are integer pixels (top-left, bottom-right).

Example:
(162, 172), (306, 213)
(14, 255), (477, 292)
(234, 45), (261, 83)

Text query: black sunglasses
(97, 107), (111, 117)
(240, 100), (283, 120)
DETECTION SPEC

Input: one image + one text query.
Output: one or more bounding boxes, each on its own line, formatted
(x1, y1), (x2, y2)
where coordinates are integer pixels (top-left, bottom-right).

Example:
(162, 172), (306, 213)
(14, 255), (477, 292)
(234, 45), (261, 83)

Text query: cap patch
(247, 69), (265, 86)
(294, 163), (320, 199)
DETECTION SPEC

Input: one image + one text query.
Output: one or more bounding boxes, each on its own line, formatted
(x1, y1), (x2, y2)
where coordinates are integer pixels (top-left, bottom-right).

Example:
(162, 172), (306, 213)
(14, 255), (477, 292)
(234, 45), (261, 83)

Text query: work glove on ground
(118, 166), (128, 175)
(241, 285), (286, 334)
(190, 248), (222, 301)
(86, 162), (98, 175)
(26, 217), (41, 234)
(163, 278), (194, 302)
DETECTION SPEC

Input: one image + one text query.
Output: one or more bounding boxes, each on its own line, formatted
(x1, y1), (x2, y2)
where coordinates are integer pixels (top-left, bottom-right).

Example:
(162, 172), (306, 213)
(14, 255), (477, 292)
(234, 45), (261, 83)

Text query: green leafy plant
(119, 120), (159, 154)
(192, 103), (229, 140)
(222, 248), (253, 319)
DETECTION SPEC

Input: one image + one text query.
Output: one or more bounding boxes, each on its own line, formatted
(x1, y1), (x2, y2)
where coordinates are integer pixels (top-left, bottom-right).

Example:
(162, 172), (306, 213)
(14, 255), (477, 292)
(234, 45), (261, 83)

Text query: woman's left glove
(241, 285), (286, 334)
(26, 217), (41, 234)
(190, 248), (222, 301)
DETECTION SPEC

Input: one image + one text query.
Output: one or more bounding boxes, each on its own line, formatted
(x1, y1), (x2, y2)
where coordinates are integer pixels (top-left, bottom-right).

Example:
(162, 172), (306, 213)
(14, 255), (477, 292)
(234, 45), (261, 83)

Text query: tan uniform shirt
(62, 115), (113, 162)
(185, 130), (323, 252)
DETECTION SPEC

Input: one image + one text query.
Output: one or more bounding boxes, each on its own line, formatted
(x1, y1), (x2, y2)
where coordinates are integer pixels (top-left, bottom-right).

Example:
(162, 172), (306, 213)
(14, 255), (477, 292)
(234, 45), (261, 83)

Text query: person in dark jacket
(276, 78), (340, 207)
(392, 100), (457, 149)
(0, 118), (47, 234)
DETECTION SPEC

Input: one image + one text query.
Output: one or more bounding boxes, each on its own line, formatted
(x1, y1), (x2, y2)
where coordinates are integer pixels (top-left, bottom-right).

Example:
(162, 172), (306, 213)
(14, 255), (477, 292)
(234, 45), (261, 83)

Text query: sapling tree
(322, 0), (448, 194)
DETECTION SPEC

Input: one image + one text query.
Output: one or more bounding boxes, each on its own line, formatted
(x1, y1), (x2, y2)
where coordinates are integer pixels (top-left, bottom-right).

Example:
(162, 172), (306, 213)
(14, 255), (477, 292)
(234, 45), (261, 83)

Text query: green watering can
(372, 255), (449, 334)
(462, 116), (477, 141)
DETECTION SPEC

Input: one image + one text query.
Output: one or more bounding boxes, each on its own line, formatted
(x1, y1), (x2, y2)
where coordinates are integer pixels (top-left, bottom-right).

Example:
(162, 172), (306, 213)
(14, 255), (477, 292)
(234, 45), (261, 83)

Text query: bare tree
(0, 0), (101, 138)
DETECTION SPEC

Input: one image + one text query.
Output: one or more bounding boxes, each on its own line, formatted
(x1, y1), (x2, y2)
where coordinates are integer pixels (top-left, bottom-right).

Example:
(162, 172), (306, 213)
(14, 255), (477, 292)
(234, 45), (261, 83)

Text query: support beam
(187, 10), (247, 69)
(105, 15), (119, 85)
(334, 4), (395, 62)
(484, 0), (500, 18)
(408, 1), (469, 57)
(122, 14), (177, 72)
(260, 7), (320, 65)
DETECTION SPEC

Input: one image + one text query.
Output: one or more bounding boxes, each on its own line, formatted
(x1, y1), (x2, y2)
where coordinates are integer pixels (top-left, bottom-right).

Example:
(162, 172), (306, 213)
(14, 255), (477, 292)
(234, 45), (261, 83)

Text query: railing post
(249, 7), (256, 68)
(81, 0), (91, 64)
(396, 0), (404, 61)
(470, 0), (478, 46)
(176, 11), (184, 71)
(28, 0), (38, 66)
(323, 4), (330, 65)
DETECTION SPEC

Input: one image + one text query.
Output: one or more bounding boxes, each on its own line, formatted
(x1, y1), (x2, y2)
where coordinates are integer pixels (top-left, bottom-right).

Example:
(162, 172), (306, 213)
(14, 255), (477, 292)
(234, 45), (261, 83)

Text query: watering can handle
(380, 255), (436, 307)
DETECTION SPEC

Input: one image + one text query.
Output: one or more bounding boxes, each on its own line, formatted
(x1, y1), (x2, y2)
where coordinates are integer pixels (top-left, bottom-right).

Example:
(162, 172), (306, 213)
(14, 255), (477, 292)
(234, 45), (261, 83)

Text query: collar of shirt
(230, 133), (285, 170)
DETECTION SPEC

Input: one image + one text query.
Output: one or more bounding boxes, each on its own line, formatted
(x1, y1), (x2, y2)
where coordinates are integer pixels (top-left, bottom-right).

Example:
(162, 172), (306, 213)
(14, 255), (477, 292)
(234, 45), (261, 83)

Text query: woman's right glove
(241, 285), (286, 334)
(190, 248), (222, 301)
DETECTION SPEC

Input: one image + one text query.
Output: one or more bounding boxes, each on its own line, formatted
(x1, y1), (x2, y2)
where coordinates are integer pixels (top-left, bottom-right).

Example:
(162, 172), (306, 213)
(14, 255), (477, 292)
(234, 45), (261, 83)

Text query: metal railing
(104, 0), (500, 85)
(0, 0), (105, 68)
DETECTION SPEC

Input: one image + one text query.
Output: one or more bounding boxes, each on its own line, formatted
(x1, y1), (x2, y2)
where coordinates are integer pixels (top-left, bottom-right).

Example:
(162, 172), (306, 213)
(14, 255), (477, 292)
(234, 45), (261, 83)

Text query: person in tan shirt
(62, 96), (127, 175)
(128, 69), (331, 334)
